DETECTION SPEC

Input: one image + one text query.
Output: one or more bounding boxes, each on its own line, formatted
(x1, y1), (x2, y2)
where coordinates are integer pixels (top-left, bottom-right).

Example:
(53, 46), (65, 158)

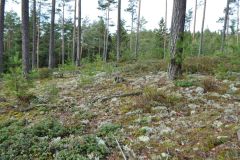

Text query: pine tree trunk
(32, 0), (37, 69)
(237, 0), (239, 44)
(36, 1), (41, 69)
(61, 1), (65, 65)
(22, 0), (30, 75)
(198, 0), (207, 56)
(116, 0), (121, 62)
(135, 0), (141, 58)
(221, 0), (230, 52)
(48, 0), (56, 69)
(0, 0), (5, 74)
(163, 0), (167, 59)
(168, 0), (187, 80)
(76, 0), (81, 66)
(72, 0), (76, 64)
(193, 0), (197, 39)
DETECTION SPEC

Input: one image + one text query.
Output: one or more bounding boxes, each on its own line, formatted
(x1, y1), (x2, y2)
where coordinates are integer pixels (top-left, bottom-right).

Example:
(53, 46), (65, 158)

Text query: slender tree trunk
(36, 1), (41, 69)
(0, 0), (5, 74)
(72, 0), (76, 64)
(76, 0), (81, 66)
(135, 0), (141, 58)
(32, 0), (37, 69)
(221, 0), (230, 53)
(48, 0), (56, 68)
(168, 0), (187, 80)
(22, 0), (30, 75)
(117, 0), (121, 62)
(163, 0), (167, 59)
(130, 8), (134, 52)
(198, 0), (207, 56)
(61, 1), (65, 65)
(237, 0), (239, 44)
(104, 5), (110, 62)
(193, 0), (197, 39)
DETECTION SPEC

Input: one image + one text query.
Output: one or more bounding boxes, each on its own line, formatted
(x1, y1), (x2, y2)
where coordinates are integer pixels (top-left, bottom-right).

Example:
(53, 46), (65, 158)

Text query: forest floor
(0, 58), (240, 159)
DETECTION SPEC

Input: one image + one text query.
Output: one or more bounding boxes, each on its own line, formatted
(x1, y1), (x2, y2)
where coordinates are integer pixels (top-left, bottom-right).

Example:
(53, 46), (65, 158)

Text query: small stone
(212, 121), (223, 129)
(237, 130), (240, 141)
(161, 152), (170, 158)
(191, 110), (196, 115)
(40, 111), (45, 115)
(196, 87), (204, 95)
(138, 136), (150, 142)
(224, 115), (238, 123)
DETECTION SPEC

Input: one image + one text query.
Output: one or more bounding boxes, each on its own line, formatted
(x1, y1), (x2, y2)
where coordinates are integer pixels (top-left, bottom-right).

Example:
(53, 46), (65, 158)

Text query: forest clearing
(0, 0), (240, 159)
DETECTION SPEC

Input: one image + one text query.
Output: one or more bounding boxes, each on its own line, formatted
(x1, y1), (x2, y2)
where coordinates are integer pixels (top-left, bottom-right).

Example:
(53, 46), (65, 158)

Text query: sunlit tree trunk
(163, 0), (167, 59)
(36, 1), (41, 69)
(48, 0), (56, 68)
(135, 0), (141, 58)
(22, 0), (30, 75)
(193, 0), (197, 39)
(61, 0), (65, 65)
(198, 0), (207, 56)
(0, 0), (5, 74)
(221, 0), (230, 53)
(72, 0), (76, 64)
(168, 0), (187, 80)
(237, 0), (239, 44)
(117, 0), (121, 62)
(32, 0), (37, 69)
(76, 0), (81, 66)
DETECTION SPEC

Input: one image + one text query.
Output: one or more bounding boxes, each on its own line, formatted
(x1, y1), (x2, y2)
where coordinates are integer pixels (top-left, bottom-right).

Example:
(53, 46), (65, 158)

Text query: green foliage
(0, 118), (96, 159)
(3, 67), (34, 100)
(97, 123), (121, 137)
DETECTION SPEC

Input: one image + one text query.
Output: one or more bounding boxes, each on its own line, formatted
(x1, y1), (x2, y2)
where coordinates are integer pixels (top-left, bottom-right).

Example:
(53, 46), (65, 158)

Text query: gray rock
(138, 136), (150, 142)
(196, 87), (204, 95)
(228, 84), (238, 94)
(224, 115), (238, 123)
(237, 130), (240, 141)
(212, 121), (223, 129)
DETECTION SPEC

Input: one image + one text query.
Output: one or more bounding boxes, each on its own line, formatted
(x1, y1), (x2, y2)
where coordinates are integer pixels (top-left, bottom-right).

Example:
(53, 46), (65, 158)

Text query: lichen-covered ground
(0, 60), (240, 159)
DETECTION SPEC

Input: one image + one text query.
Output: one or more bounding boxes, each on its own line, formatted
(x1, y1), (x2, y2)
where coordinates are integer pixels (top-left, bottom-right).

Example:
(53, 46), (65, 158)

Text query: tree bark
(22, 0), (30, 75)
(48, 0), (56, 69)
(61, 1), (65, 65)
(0, 0), (5, 74)
(198, 0), (207, 56)
(237, 0), (239, 44)
(76, 0), (81, 66)
(134, 0), (141, 58)
(163, 0), (167, 59)
(36, 1), (41, 69)
(221, 0), (230, 53)
(72, 0), (76, 64)
(32, 0), (37, 69)
(168, 0), (187, 80)
(117, 0), (121, 62)
(193, 0), (197, 39)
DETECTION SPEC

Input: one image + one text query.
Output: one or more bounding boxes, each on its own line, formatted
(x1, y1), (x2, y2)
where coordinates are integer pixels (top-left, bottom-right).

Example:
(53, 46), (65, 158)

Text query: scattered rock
(237, 130), (240, 141)
(196, 87), (204, 95)
(138, 136), (150, 142)
(224, 115), (238, 123)
(228, 84), (238, 94)
(212, 121), (223, 129)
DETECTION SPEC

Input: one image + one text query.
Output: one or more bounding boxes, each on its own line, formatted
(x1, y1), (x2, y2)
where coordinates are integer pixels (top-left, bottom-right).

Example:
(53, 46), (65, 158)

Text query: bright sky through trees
(6, 0), (226, 32)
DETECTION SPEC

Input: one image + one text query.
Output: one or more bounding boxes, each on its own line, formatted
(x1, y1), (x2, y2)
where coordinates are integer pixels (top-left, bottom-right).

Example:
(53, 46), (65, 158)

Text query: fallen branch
(91, 91), (142, 104)
(115, 138), (127, 160)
